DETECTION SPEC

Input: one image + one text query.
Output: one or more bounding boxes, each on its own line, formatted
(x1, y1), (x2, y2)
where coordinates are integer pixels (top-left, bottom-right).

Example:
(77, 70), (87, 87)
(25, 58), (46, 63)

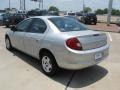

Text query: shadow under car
(9, 49), (108, 89)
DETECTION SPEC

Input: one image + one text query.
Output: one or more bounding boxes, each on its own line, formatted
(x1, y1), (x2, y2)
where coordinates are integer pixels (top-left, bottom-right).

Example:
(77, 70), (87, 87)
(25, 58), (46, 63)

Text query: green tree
(112, 9), (120, 16)
(112, 9), (116, 15)
(103, 8), (108, 14)
(116, 10), (120, 15)
(84, 7), (92, 13)
(95, 8), (120, 16)
(95, 9), (104, 14)
(48, 6), (59, 11)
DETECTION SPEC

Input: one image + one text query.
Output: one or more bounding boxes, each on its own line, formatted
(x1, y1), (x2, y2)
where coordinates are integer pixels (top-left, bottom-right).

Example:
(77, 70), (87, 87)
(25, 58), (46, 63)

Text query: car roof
(29, 16), (63, 20)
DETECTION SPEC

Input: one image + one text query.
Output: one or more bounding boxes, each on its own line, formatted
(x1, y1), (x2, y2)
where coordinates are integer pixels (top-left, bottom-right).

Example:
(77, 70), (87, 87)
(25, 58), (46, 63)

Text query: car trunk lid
(63, 30), (107, 50)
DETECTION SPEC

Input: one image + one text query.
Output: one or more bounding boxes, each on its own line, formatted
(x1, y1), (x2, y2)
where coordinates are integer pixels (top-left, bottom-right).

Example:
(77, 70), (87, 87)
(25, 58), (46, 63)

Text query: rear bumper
(56, 44), (109, 70)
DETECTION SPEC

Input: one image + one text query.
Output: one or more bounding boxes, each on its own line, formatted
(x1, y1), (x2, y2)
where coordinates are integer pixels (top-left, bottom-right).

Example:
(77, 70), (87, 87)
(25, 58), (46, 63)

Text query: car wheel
(41, 52), (59, 76)
(6, 25), (9, 28)
(83, 20), (86, 24)
(94, 22), (97, 25)
(5, 37), (13, 50)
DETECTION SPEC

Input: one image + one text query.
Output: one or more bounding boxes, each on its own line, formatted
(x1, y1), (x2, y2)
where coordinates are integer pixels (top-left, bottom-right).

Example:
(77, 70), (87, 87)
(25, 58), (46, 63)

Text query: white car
(116, 18), (120, 26)
(5, 16), (109, 75)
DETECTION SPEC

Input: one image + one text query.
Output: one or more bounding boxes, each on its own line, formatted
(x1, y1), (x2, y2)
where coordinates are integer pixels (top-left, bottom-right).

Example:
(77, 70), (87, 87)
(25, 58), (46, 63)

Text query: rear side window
(30, 18), (47, 33)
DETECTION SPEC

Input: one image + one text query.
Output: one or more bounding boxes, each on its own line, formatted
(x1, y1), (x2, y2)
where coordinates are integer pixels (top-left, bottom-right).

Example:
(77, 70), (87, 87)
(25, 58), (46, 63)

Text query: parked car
(65, 12), (82, 21)
(0, 14), (3, 25)
(4, 13), (26, 27)
(81, 13), (97, 25)
(2, 13), (11, 25)
(116, 18), (120, 26)
(66, 12), (76, 16)
(48, 11), (59, 16)
(27, 10), (49, 17)
(5, 16), (109, 76)
(64, 15), (77, 20)
(76, 12), (82, 21)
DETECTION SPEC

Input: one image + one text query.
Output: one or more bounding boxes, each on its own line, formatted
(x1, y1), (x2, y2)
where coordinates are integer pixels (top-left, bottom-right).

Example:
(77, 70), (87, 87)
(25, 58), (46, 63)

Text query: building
(5, 8), (18, 13)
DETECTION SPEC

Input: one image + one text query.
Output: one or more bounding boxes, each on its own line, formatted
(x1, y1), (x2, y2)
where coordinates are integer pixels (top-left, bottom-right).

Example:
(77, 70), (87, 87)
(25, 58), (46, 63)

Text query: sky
(0, 0), (120, 12)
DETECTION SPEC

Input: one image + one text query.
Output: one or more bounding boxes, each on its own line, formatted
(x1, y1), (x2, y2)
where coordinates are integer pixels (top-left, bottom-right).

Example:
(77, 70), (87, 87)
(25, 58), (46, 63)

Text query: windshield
(49, 17), (88, 32)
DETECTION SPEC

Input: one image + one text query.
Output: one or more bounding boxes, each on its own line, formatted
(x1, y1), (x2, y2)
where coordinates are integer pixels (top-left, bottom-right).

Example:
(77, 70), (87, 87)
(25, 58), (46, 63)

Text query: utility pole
(39, 0), (41, 10)
(24, 0), (26, 10)
(83, 0), (85, 14)
(39, 0), (43, 10)
(20, 0), (21, 10)
(42, 0), (43, 10)
(107, 0), (113, 26)
(9, 0), (10, 9)
(31, 0), (43, 10)
(20, 0), (26, 10)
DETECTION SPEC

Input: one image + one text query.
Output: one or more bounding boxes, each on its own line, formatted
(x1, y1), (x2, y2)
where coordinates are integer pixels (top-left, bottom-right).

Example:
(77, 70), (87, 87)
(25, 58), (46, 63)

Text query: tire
(5, 37), (13, 50)
(41, 52), (59, 76)
(83, 19), (87, 24)
(6, 24), (9, 28)
(94, 22), (97, 25)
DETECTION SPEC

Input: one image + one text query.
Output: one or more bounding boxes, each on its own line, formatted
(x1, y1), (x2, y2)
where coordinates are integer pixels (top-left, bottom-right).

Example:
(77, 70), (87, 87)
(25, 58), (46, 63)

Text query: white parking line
(107, 32), (112, 42)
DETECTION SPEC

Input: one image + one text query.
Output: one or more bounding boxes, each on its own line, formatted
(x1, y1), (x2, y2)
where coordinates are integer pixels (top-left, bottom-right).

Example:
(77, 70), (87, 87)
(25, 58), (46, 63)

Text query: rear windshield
(87, 13), (96, 16)
(49, 17), (88, 32)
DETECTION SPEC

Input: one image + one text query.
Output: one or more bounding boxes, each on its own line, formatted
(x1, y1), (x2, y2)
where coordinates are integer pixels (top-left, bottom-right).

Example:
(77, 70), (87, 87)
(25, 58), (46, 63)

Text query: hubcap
(6, 38), (10, 49)
(42, 56), (52, 73)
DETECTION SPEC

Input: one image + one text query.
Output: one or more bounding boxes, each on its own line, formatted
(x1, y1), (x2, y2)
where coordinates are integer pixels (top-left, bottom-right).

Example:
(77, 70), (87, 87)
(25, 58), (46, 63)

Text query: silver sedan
(5, 16), (109, 75)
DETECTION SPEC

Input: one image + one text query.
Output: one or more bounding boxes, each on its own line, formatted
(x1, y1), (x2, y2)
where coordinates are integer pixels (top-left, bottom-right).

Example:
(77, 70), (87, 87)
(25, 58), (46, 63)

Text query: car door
(11, 19), (32, 52)
(23, 18), (47, 57)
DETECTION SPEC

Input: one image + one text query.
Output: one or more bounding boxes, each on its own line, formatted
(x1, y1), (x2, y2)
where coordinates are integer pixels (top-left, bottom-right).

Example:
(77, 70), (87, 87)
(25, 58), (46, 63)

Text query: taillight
(66, 37), (82, 50)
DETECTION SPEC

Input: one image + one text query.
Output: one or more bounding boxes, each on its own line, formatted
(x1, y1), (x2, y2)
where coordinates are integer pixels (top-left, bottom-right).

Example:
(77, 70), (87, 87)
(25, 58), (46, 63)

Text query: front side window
(30, 18), (47, 33)
(17, 19), (32, 32)
(49, 17), (88, 32)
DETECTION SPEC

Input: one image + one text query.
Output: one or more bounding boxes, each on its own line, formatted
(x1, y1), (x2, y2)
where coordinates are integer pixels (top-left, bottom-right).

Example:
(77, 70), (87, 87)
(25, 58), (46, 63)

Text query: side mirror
(11, 26), (17, 32)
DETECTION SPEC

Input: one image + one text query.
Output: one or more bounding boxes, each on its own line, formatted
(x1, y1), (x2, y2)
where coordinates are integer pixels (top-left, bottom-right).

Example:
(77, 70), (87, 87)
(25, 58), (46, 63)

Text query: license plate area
(95, 52), (103, 61)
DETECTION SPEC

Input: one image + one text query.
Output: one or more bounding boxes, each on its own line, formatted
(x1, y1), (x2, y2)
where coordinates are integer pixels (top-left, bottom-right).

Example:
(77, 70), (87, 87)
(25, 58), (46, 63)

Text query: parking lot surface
(88, 23), (120, 33)
(0, 26), (120, 90)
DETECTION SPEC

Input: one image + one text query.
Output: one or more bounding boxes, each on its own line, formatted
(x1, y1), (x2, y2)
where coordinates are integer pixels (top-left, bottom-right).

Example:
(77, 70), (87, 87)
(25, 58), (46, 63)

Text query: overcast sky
(0, 0), (120, 11)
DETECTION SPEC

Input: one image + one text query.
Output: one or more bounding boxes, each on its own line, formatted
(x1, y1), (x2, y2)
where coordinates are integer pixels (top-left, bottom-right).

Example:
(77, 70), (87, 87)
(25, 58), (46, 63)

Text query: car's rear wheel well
(5, 35), (11, 43)
(39, 48), (60, 75)
(39, 48), (55, 59)
(5, 34), (13, 50)
(5, 35), (9, 39)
